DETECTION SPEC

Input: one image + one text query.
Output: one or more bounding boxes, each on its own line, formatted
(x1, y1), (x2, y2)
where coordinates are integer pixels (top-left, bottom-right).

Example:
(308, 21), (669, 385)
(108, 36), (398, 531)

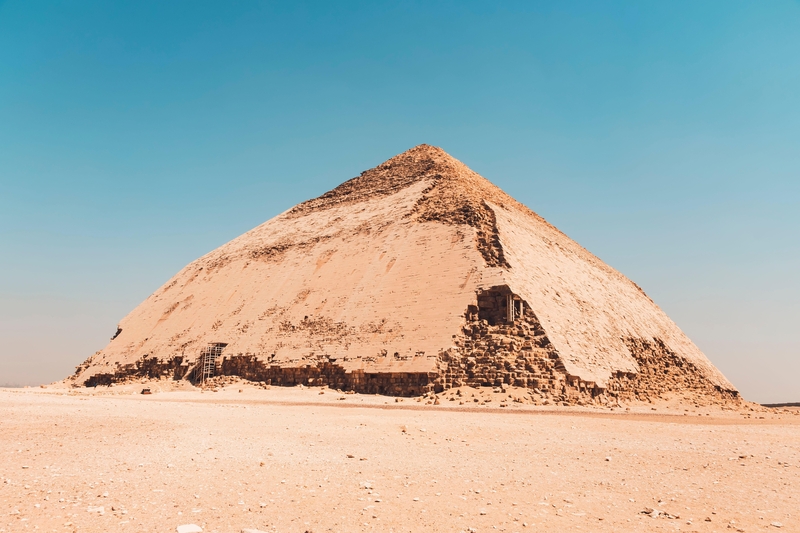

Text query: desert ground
(1, 383), (798, 533)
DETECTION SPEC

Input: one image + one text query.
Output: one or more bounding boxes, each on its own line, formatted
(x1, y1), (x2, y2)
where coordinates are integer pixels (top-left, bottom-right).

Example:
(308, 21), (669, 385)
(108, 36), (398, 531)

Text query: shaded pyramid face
(73, 145), (737, 404)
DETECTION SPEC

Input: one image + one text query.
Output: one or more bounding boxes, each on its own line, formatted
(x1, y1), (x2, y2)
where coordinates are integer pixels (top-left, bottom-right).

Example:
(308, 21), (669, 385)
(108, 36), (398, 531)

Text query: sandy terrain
(1, 384), (798, 533)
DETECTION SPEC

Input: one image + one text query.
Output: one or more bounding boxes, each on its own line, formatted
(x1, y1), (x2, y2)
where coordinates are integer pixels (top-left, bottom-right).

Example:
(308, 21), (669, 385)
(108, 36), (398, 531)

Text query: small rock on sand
(177, 525), (203, 533)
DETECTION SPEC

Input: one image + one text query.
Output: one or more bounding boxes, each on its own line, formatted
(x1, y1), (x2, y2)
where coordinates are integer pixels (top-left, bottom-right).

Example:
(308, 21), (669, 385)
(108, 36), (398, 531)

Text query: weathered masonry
(82, 285), (738, 405)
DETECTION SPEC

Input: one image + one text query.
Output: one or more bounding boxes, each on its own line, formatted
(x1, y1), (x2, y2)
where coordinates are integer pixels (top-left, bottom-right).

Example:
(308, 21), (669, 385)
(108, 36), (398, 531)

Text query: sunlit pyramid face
(72, 145), (737, 406)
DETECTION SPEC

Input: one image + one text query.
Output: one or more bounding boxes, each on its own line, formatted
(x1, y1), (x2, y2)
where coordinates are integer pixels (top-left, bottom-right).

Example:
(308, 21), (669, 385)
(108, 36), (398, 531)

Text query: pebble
(771, 522), (783, 528)
(176, 525), (203, 533)
(242, 529), (269, 533)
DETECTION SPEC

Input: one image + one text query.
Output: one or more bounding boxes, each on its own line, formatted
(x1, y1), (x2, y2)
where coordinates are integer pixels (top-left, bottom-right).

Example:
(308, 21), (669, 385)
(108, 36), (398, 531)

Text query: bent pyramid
(72, 145), (738, 404)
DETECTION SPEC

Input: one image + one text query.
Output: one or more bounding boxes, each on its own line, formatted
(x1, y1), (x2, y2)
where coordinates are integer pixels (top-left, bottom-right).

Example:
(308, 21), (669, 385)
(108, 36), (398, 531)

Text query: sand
(2, 385), (798, 533)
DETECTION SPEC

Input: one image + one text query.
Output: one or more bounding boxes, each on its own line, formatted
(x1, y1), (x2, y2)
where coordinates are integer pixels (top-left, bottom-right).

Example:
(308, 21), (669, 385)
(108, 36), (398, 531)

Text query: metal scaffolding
(200, 343), (226, 384)
(506, 294), (524, 323)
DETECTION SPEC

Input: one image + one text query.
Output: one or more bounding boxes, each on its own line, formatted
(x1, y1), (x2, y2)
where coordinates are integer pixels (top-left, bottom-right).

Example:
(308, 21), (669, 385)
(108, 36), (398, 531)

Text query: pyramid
(72, 145), (738, 405)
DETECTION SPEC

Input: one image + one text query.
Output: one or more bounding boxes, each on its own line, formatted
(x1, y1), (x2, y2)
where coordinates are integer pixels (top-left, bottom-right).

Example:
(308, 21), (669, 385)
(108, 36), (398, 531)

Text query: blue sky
(1, 1), (798, 402)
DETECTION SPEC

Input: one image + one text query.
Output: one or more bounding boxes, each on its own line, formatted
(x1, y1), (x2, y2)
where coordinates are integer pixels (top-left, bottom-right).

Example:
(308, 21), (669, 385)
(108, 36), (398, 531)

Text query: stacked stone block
(436, 290), (606, 405)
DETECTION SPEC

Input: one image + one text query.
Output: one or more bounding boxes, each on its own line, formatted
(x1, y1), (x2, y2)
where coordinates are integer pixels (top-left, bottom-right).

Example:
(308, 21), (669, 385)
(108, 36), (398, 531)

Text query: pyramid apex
(398, 143), (450, 157)
(288, 144), (479, 217)
(374, 143), (462, 170)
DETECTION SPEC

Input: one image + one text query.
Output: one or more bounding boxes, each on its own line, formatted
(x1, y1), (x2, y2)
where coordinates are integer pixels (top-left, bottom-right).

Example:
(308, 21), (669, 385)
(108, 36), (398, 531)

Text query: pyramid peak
(290, 144), (490, 214)
(382, 143), (454, 162)
(287, 144), (546, 267)
(375, 144), (473, 175)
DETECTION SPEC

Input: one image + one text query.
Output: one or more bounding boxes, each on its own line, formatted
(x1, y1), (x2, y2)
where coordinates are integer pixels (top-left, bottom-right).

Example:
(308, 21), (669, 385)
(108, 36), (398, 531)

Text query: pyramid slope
(72, 145), (736, 401)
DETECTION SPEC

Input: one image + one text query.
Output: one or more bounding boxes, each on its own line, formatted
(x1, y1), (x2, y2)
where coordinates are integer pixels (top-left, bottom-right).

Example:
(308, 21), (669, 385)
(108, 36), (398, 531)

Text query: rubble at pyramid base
(78, 287), (740, 407)
(78, 352), (740, 407)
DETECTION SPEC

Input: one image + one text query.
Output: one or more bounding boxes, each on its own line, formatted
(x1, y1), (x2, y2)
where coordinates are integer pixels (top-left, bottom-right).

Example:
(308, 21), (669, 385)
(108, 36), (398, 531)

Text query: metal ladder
(200, 344), (225, 384)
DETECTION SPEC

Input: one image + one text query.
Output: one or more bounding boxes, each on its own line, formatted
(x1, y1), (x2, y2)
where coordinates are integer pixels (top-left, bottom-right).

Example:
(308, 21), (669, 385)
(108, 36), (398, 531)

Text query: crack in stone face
(412, 195), (509, 268)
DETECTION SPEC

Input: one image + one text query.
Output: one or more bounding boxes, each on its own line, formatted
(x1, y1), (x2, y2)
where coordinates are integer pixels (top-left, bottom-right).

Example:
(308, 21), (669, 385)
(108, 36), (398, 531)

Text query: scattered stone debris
(641, 507), (679, 519)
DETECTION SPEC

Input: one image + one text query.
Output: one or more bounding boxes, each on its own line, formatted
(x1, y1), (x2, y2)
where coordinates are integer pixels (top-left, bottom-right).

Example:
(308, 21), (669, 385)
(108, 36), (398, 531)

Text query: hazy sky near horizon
(1, 1), (798, 402)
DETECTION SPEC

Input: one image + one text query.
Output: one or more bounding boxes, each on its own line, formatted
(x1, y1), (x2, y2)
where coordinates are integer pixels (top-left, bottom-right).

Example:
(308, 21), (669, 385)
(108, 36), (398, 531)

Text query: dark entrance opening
(476, 285), (523, 325)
